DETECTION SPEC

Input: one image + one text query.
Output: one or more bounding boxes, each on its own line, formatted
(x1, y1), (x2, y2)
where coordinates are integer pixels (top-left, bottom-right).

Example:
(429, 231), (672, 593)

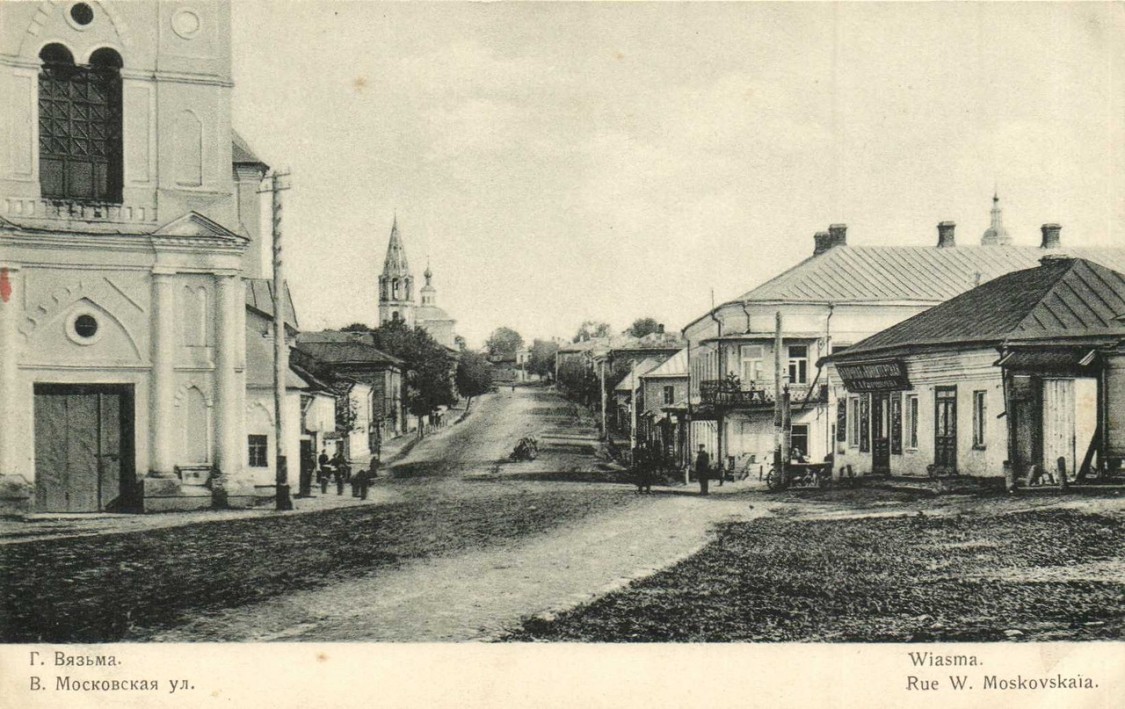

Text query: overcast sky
(230, 2), (1124, 347)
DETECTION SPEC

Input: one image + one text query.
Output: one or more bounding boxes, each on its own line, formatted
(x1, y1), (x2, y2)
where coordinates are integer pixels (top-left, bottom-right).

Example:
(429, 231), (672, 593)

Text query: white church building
(0, 1), (297, 513)
(377, 217), (457, 350)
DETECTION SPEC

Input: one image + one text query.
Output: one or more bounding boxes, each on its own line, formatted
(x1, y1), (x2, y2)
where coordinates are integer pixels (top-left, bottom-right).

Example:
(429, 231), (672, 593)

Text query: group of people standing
(316, 449), (378, 499)
(634, 447), (720, 497)
(631, 443), (721, 496)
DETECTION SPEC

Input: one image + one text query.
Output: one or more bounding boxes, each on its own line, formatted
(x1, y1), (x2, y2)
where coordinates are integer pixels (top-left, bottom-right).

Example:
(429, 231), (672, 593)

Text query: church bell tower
(378, 217), (415, 326)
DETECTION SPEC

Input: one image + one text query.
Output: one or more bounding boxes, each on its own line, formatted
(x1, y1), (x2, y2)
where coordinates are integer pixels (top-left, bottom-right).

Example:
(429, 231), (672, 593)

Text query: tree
(486, 326), (524, 358)
(627, 317), (661, 338)
(342, 322), (373, 332)
(556, 357), (600, 407)
(573, 320), (611, 343)
(527, 339), (560, 379)
(369, 319), (456, 429)
(455, 350), (492, 408)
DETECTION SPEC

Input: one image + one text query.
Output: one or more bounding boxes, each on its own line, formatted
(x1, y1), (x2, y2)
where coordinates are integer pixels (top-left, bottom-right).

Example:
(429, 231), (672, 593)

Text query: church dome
(416, 304), (452, 322)
(980, 193), (1011, 246)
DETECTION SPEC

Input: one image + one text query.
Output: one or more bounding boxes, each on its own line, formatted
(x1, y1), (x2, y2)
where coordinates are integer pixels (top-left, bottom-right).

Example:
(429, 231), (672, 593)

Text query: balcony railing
(4, 196), (158, 225)
(700, 379), (773, 408)
(700, 379), (828, 409)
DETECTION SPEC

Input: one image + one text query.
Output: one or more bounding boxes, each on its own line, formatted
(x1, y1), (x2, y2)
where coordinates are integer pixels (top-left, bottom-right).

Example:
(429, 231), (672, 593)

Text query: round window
(70, 3), (95, 26)
(74, 314), (99, 339)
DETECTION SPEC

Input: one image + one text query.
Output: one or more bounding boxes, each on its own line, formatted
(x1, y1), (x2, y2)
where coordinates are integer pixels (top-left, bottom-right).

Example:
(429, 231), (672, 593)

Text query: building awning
(662, 399), (689, 415)
(834, 358), (911, 393)
(996, 348), (1099, 376)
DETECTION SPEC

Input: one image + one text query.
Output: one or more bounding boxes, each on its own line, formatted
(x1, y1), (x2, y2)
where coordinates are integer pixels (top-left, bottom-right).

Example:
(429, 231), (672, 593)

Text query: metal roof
(245, 334), (308, 389)
(734, 245), (1125, 304)
(245, 278), (299, 328)
(614, 358), (664, 391)
(295, 331), (403, 367)
(829, 257), (1125, 360)
(642, 348), (688, 378)
(231, 130), (268, 168)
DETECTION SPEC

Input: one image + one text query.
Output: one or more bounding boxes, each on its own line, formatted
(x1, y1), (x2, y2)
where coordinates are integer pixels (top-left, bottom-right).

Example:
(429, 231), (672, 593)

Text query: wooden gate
(1042, 378), (1076, 480)
(34, 384), (135, 512)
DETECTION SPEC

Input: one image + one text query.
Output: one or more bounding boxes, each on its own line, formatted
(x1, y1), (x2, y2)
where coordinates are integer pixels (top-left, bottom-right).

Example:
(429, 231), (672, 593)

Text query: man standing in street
(694, 444), (710, 496)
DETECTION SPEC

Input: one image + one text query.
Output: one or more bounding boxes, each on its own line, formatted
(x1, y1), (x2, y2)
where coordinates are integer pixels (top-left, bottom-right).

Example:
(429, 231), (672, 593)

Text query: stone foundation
(142, 477), (213, 513)
(0, 474), (33, 516)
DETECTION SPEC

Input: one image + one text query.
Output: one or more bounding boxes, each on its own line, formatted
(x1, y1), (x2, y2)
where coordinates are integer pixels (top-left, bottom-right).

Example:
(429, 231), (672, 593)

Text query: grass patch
(503, 508), (1125, 642)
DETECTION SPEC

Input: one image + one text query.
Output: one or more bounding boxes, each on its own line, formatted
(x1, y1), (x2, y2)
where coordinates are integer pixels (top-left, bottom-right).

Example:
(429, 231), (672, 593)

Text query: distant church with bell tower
(377, 217), (457, 348)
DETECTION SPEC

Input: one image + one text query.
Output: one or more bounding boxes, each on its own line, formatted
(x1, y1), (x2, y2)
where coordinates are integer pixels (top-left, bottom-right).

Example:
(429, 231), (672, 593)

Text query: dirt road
(148, 387), (770, 641)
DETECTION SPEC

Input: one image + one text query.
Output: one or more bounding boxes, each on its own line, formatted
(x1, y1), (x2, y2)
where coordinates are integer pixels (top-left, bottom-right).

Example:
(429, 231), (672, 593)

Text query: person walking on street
(694, 444), (711, 496)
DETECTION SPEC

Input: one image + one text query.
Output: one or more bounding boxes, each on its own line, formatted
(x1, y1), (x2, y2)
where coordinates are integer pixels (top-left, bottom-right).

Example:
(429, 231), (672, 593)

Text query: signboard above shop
(835, 359), (911, 393)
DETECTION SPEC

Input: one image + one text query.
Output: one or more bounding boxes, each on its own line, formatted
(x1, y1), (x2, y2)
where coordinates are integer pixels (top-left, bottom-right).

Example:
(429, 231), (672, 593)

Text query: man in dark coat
(632, 443), (654, 494)
(694, 444), (710, 495)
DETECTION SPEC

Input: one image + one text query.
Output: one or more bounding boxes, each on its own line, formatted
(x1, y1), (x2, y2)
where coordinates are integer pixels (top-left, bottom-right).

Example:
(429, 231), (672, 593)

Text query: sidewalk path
(0, 486), (403, 545)
(149, 494), (774, 642)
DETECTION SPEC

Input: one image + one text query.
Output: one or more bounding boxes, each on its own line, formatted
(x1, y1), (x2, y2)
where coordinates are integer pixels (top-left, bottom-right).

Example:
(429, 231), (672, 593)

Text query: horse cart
(765, 458), (831, 491)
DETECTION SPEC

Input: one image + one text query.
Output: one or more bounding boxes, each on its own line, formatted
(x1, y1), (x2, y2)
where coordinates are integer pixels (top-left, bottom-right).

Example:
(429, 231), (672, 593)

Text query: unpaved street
(149, 388), (770, 641)
(1, 387), (765, 642)
(5, 387), (1121, 644)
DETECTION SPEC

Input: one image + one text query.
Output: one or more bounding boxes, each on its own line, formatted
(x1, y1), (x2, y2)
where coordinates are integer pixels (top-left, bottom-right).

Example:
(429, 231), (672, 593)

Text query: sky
(230, 2), (1125, 348)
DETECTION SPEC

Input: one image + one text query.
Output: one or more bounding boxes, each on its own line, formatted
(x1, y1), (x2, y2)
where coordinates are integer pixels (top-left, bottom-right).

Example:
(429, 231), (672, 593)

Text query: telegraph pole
(629, 360), (638, 453)
(599, 355), (608, 440)
(266, 170), (293, 511)
(774, 311), (785, 478)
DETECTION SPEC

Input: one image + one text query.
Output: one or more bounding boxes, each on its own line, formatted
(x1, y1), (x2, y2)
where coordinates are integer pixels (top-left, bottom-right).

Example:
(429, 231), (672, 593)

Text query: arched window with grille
(38, 44), (124, 203)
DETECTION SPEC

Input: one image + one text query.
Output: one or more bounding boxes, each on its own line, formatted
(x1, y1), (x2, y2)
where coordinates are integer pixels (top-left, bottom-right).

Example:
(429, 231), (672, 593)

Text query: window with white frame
(788, 345), (808, 385)
(973, 390), (987, 449)
(663, 385), (674, 405)
(905, 394), (919, 449)
(740, 345), (764, 386)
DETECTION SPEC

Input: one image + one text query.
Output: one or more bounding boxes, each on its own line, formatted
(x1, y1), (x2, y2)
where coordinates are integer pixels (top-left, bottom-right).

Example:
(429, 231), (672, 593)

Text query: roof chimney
(937, 221), (956, 248)
(813, 231), (832, 256)
(828, 223), (847, 249)
(1040, 223), (1061, 249)
(657, 323), (665, 335)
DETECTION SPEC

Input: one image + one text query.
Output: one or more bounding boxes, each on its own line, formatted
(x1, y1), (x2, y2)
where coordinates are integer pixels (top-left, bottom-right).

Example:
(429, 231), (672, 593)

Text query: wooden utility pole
(629, 360), (638, 453)
(774, 311), (785, 468)
(268, 170), (293, 511)
(599, 356), (608, 440)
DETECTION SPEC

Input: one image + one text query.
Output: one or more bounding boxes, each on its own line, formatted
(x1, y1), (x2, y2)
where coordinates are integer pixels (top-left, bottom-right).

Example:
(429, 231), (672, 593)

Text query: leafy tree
(573, 320), (611, 343)
(342, 322), (373, 332)
(527, 339), (560, 379)
(486, 326), (524, 358)
(627, 317), (661, 338)
(454, 334), (468, 351)
(330, 381), (362, 434)
(455, 350), (493, 408)
(556, 357), (600, 407)
(369, 319), (456, 429)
